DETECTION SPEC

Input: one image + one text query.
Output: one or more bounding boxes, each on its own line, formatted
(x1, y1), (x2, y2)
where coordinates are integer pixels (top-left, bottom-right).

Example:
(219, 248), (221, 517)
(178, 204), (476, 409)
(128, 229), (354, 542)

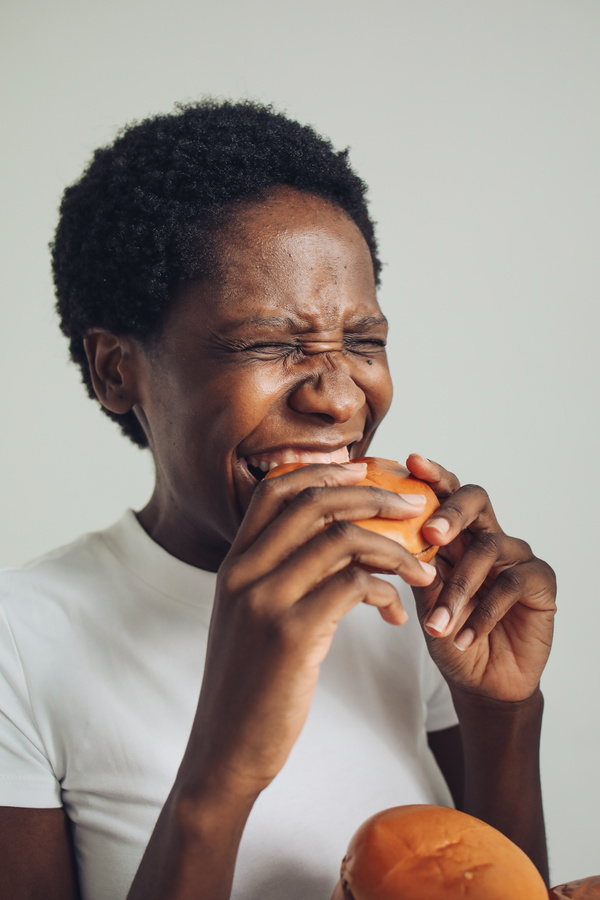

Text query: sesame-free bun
(549, 877), (600, 898)
(264, 457), (440, 562)
(348, 458), (440, 562)
(332, 805), (548, 900)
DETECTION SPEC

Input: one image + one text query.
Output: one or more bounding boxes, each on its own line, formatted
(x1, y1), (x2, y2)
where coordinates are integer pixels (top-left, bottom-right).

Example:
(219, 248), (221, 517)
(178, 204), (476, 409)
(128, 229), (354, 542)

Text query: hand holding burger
(265, 456), (440, 564)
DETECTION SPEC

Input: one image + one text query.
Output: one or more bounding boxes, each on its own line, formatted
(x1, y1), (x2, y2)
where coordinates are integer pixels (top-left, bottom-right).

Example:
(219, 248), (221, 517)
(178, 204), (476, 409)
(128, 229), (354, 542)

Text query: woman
(0, 100), (556, 899)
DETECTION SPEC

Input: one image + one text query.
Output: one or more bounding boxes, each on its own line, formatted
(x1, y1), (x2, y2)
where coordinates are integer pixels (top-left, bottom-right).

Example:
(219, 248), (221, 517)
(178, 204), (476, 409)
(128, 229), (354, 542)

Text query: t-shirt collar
(100, 509), (218, 609)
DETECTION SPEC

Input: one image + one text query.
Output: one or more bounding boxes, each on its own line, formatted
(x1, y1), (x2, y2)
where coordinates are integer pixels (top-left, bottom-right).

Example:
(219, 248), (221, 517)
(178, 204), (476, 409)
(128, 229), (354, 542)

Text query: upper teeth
(246, 459), (282, 473)
(246, 447), (351, 472)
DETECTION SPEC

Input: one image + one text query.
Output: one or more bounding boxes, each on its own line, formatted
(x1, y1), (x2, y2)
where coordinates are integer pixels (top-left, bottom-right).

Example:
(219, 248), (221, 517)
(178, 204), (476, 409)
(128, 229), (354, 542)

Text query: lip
(236, 438), (364, 486)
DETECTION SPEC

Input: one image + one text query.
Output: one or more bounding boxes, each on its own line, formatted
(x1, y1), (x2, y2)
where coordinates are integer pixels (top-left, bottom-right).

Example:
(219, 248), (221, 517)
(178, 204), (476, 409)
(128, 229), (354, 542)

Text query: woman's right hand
(183, 461), (436, 803)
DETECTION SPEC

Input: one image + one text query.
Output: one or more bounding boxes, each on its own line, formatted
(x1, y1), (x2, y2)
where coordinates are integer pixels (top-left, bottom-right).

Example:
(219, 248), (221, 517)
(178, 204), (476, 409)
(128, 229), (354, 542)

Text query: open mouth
(244, 445), (353, 482)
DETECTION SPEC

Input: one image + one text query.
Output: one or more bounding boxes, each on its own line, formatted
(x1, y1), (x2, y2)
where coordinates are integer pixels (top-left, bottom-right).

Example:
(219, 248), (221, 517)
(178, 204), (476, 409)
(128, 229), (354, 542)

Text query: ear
(83, 330), (141, 415)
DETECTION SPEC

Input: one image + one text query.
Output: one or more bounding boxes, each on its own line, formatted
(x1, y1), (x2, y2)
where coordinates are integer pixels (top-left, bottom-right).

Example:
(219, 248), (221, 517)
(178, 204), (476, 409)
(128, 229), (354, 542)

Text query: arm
(0, 807), (81, 900)
(427, 707), (546, 881)
(450, 688), (547, 882)
(127, 462), (436, 900)
(410, 454), (556, 884)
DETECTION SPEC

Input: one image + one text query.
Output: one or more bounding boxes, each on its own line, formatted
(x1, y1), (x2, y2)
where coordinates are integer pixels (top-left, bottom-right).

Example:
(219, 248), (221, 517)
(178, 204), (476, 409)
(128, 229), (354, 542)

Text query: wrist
(452, 685), (544, 810)
(451, 687), (544, 796)
(450, 685), (544, 726)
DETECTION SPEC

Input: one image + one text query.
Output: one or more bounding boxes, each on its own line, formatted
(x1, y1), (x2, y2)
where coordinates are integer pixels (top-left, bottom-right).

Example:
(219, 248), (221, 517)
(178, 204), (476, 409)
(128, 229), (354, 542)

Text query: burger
(330, 805), (548, 899)
(264, 457), (440, 562)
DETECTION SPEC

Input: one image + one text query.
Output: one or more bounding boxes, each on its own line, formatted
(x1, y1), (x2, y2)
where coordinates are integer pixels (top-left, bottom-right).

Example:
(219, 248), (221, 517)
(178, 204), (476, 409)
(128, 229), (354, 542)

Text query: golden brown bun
(549, 877), (600, 899)
(334, 805), (548, 900)
(264, 457), (440, 562)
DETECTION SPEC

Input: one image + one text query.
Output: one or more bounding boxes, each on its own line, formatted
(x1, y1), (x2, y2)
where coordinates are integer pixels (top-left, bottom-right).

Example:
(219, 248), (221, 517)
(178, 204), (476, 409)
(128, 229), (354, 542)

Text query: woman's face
(135, 187), (394, 569)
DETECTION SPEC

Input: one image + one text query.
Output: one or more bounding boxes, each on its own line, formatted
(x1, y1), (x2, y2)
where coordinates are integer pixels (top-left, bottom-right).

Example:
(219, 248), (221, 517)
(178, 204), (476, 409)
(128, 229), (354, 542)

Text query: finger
(232, 462), (368, 554)
(451, 558), (557, 652)
(298, 566), (408, 628)
(240, 483), (430, 578)
(423, 533), (532, 637)
(244, 521), (436, 609)
(405, 453), (461, 497)
(421, 483), (502, 548)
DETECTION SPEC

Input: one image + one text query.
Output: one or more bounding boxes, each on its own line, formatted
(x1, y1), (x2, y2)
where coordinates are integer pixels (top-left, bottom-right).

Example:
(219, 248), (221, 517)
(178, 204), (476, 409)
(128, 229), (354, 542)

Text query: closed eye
(247, 342), (298, 351)
(241, 342), (300, 359)
(343, 337), (387, 354)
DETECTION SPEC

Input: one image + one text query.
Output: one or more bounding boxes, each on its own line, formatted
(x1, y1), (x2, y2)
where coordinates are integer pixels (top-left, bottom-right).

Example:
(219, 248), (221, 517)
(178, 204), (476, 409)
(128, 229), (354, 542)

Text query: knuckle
(218, 567), (238, 596)
(460, 483), (493, 516)
(337, 564), (364, 586)
(349, 566), (373, 594)
(436, 500), (465, 521)
(294, 484), (325, 508)
(362, 484), (389, 502)
(496, 566), (524, 596)
(324, 519), (357, 543)
(332, 565), (371, 598)
(474, 598), (501, 623)
(470, 532), (500, 557)
(461, 483), (489, 502)
(256, 473), (286, 500)
(446, 469), (460, 489)
(539, 559), (558, 592)
(511, 537), (533, 558)
(243, 581), (267, 614)
(217, 563), (252, 599)
(443, 572), (473, 606)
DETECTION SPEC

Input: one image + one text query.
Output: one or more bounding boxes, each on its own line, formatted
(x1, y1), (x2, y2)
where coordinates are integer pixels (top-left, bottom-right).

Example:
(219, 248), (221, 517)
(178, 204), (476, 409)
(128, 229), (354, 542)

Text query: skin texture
(1, 187), (557, 899)
(0, 808), (80, 900)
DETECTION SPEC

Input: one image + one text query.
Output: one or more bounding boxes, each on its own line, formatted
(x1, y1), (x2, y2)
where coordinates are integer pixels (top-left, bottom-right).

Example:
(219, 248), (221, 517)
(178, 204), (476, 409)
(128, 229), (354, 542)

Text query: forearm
(127, 775), (256, 900)
(451, 687), (548, 885)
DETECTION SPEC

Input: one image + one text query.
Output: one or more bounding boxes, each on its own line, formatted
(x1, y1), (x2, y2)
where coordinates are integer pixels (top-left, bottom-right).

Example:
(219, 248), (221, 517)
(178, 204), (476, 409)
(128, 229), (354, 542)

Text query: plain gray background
(2, 0), (599, 888)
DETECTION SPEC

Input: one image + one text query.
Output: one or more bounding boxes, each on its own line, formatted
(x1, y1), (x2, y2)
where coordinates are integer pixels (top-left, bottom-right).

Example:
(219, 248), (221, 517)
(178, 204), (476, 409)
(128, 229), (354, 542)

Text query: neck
(136, 497), (231, 572)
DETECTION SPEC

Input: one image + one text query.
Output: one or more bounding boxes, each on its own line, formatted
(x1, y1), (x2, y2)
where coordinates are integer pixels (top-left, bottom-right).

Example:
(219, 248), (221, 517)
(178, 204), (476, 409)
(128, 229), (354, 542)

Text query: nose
(288, 352), (366, 423)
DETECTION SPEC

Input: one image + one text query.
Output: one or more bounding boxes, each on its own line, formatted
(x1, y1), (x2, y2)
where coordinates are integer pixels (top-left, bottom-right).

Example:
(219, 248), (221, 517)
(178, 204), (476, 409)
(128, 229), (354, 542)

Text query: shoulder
(0, 513), (133, 631)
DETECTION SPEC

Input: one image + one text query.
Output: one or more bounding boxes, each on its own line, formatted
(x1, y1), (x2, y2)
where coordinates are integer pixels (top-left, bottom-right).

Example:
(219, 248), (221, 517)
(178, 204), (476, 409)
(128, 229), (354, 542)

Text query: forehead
(202, 187), (380, 331)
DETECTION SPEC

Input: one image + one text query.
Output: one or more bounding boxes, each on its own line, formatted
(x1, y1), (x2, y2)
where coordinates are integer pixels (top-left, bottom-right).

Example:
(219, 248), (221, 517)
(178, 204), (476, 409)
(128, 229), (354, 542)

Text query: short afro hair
(52, 99), (381, 447)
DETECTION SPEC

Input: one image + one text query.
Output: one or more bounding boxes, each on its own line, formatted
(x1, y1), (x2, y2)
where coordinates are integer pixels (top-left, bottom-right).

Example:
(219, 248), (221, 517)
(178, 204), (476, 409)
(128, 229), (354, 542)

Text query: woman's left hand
(407, 454), (557, 703)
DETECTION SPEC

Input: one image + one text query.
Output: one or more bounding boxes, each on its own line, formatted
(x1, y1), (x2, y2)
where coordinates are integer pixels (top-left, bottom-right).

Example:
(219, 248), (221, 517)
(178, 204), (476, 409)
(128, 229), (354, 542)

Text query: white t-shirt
(0, 510), (457, 900)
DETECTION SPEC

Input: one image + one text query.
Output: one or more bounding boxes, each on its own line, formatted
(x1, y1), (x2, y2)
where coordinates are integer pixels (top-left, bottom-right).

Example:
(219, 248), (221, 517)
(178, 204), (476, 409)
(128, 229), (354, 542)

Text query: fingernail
(454, 628), (475, 651)
(343, 462), (368, 471)
(399, 493), (427, 506)
(427, 518), (450, 536)
(419, 561), (437, 580)
(425, 605), (451, 634)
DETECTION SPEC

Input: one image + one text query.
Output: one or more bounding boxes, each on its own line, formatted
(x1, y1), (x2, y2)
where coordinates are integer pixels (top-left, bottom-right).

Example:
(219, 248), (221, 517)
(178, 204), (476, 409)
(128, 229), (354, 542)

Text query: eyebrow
(222, 314), (388, 333)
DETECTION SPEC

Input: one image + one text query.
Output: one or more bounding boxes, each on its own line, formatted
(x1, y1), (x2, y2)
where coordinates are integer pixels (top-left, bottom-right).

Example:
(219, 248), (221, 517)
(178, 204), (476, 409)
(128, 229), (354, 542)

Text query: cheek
(220, 370), (286, 431)
(364, 360), (394, 419)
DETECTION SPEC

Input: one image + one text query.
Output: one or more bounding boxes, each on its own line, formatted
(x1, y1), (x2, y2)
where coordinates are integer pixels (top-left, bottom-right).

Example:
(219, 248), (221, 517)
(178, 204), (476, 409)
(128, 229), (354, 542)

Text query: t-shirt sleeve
(0, 606), (61, 807)
(422, 651), (458, 733)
